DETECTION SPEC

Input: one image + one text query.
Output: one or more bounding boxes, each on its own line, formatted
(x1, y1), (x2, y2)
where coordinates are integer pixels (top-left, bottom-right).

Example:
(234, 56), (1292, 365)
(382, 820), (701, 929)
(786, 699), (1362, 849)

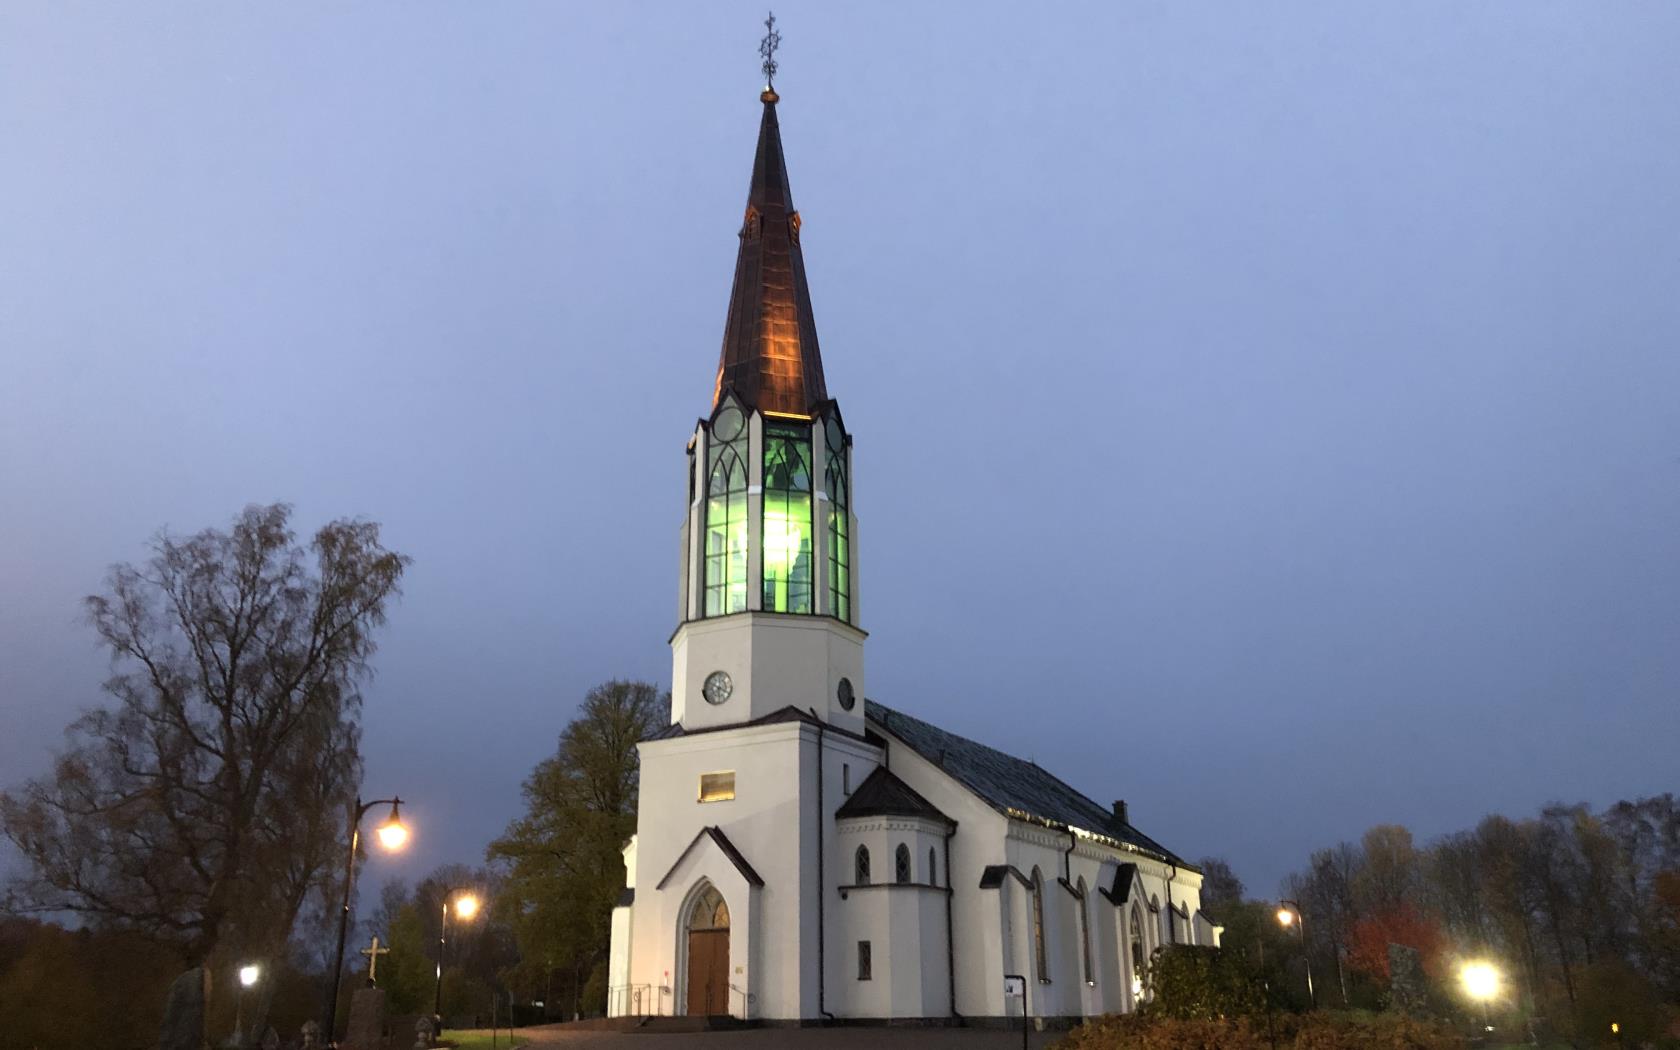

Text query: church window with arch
(823, 416), (850, 621)
(703, 405), (750, 616)
(1031, 867), (1049, 982)
(762, 424), (814, 613)
(1129, 907), (1146, 998)
(894, 843), (911, 884)
(854, 845), (871, 885)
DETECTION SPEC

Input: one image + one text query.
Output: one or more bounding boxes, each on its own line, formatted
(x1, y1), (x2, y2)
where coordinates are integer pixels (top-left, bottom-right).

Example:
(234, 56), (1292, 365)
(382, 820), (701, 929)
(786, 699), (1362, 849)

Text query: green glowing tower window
(704, 405), (749, 616)
(824, 416), (850, 622)
(762, 425), (813, 614)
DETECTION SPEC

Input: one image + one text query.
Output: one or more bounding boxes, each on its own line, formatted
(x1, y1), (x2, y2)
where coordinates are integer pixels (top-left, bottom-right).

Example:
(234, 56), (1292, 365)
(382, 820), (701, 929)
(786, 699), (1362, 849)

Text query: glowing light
(1611, 1022), (1620, 1034)
(1131, 978), (1143, 998)
(453, 893), (481, 920)
(375, 800), (409, 851)
(1276, 907), (1295, 927)
(239, 964), (260, 987)
(1460, 962), (1500, 1002)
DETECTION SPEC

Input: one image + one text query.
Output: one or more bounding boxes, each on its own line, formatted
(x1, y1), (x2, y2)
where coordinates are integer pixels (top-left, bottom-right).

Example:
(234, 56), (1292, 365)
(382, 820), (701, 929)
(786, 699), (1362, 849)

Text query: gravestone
(260, 1029), (279, 1050)
(413, 1015), (435, 1050)
(299, 1021), (321, 1050)
(1388, 943), (1428, 1015)
(158, 967), (207, 1050)
(343, 987), (388, 1050)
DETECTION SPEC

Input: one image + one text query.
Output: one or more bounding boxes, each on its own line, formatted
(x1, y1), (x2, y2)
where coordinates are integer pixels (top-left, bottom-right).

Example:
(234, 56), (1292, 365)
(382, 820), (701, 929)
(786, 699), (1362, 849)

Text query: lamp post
(1276, 900), (1317, 1009)
(233, 964), (260, 1048)
(434, 888), (482, 1033)
(1460, 961), (1500, 1034)
(324, 796), (409, 1043)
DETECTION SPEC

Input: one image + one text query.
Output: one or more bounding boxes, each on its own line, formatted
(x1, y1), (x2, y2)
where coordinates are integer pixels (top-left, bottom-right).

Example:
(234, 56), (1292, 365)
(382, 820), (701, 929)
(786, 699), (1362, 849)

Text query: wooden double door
(685, 928), (730, 1016)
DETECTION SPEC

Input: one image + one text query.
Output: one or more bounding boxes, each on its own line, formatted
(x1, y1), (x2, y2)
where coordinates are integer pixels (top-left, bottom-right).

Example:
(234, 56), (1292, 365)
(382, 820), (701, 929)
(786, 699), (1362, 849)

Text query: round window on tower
(703, 670), (734, 706)
(837, 677), (855, 711)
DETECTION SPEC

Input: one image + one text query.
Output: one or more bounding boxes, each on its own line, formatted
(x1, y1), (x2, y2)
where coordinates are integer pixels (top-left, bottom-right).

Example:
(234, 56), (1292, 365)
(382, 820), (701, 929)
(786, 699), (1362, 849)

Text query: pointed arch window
(1129, 907), (1146, 1001)
(823, 416), (850, 622)
(704, 405), (750, 616)
(763, 424), (813, 614)
(1031, 867), (1049, 982)
(894, 844), (912, 884)
(1077, 877), (1093, 985)
(854, 845), (871, 885)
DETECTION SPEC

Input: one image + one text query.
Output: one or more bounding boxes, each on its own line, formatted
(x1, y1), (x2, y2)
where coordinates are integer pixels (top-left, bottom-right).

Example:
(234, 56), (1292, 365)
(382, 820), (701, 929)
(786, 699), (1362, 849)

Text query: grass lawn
(441, 1030), (528, 1050)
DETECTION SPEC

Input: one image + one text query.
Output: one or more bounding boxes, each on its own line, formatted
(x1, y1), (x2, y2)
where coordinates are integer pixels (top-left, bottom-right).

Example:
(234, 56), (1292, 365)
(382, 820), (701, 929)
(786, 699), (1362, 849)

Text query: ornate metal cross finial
(759, 11), (781, 89)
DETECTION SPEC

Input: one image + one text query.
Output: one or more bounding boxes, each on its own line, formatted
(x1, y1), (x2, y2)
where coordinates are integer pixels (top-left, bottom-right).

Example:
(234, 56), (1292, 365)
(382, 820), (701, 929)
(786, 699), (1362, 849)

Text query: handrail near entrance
(608, 983), (657, 1017)
(730, 983), (755, 1020)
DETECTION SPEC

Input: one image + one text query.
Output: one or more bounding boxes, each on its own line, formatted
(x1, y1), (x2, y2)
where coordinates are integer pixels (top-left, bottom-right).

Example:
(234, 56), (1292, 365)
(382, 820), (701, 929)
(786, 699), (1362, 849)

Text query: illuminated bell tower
(669, 83), (864, 735)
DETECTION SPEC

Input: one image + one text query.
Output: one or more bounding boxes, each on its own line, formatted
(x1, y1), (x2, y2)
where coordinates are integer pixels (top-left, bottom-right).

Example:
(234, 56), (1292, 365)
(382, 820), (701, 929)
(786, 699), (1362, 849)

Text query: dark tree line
(1208, 795), (1680, 1042)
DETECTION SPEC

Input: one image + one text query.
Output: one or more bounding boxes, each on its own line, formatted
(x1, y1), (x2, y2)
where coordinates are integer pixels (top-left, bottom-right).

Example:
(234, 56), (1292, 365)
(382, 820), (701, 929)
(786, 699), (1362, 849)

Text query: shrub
(1055, 1011), (1466, 1050)
(1144, 944), (1267, 1021)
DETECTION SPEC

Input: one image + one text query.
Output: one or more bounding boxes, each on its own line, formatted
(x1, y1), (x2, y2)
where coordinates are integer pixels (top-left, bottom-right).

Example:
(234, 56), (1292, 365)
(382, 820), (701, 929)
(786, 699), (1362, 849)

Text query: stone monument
(343, 986), (388, 1050)
(1388, 943), (1428, 1015)
(413, 1015), (435, 1050)
(299, 1020), (321, 1050)
(158, 967), (207, 1050)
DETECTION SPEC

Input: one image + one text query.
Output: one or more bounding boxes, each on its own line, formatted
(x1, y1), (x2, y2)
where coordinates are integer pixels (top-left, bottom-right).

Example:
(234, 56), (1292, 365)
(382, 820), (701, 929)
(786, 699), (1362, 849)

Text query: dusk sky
(3, 3), (1677, 900)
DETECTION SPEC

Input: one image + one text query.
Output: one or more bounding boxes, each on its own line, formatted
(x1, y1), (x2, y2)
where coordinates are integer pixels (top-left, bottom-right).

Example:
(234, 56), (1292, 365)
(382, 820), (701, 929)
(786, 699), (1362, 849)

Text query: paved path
(517, 1026), (1066, 1049)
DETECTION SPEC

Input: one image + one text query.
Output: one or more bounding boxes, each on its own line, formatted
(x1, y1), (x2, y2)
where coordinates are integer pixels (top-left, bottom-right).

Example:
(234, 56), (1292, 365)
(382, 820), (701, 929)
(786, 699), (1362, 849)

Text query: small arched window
(1031, 867), (1049, 982)
(855, 845), (871, 885)
(894, 843), (912, 884)
(928, 847), (938, 887)
(1129, 907), (1146, 1002)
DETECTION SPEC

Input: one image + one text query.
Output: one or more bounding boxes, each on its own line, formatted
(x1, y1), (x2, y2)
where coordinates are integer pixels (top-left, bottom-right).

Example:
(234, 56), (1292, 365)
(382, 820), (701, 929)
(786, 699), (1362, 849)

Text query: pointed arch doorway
(684, 885), (731, 1015)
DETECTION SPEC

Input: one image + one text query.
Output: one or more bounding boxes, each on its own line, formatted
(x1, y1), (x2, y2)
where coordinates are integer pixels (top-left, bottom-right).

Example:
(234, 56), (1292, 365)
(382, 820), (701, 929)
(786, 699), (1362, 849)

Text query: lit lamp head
(1460, 961), (1500, 1002)
(239, 964), (260, 988)
(375, 799), (409, 851)
(453, 892), (481, 920)
(1276, 907), (1295, 927)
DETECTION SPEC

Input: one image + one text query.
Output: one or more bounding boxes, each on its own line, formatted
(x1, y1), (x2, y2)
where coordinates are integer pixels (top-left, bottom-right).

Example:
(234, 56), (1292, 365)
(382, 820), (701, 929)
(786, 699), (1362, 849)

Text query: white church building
(606, 76), (1220, 1025)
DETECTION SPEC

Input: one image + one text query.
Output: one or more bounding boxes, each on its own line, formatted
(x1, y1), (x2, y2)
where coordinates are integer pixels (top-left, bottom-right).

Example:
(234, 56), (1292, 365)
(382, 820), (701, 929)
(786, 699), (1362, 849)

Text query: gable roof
(865, 699), (1189, 868)
(655, 826), (765, 891)
(834, 767), (955, 827)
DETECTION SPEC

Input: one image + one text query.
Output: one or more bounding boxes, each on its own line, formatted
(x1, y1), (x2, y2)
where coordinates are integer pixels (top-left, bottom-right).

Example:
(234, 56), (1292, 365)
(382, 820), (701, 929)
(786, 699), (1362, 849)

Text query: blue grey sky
(3, 3), (1677, 899)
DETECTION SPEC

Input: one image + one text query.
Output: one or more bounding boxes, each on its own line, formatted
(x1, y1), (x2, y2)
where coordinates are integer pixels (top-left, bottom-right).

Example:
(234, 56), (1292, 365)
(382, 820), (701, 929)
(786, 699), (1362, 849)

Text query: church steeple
(713, 88), (829, 418)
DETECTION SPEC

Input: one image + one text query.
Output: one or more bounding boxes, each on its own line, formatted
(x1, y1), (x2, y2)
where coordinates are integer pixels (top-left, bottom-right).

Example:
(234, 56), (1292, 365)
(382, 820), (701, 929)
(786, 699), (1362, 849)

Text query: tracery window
(703, 405), (749, 616)
(823, 416), (850, 622)
(1031, 867), (1049, 982)
(895, 844), (912, 884)
(762, 425), (813, 614)
(855, 845), (871, 885)
(689, 886), (730, 931)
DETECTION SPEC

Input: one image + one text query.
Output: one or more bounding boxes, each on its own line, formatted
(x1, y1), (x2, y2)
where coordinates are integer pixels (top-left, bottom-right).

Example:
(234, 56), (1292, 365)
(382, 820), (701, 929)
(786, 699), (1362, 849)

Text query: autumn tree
(487, 680), (664, 1015)
(0, 504), (409, 977)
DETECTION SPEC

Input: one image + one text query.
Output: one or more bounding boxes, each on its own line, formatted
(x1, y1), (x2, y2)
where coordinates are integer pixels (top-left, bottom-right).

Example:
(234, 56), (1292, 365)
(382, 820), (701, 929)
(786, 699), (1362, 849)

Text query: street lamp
(434, 888), (483, 1033)
(1460, 961), (1500, 1032)
(1276, 900), (1317, 1009)
(231, 963), (262, 1047)
(324, 796), (409, 1043)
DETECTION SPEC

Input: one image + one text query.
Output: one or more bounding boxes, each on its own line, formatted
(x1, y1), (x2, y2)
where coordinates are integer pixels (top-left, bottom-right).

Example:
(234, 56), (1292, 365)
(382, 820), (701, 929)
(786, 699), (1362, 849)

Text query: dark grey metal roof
(865, 699), (1189, 867)
(834, 766), (954, 826)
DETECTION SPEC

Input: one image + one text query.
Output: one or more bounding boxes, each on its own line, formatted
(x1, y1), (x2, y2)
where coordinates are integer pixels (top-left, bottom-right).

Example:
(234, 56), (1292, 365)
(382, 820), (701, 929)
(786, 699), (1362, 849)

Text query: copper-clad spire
(712, 87), (828, 417)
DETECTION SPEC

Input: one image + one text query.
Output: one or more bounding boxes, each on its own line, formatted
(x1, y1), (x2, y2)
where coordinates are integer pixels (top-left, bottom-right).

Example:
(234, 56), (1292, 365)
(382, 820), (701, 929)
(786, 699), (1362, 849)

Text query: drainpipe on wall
(1164, 864), (1177, 945)
(1063, 830), (1076, 885)
(944, 825), (961, 1021)
(811, 711), (836, 1023)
